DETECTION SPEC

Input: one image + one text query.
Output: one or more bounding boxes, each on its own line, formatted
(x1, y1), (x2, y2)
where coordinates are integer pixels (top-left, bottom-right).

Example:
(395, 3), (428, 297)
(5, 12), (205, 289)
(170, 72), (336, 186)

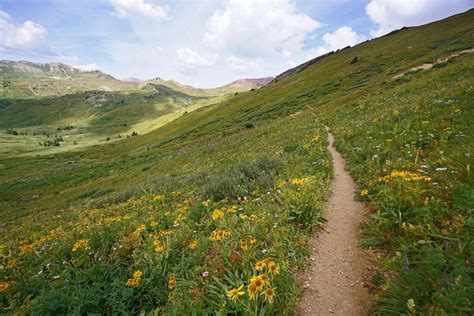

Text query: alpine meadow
(0, 3), (473, 315)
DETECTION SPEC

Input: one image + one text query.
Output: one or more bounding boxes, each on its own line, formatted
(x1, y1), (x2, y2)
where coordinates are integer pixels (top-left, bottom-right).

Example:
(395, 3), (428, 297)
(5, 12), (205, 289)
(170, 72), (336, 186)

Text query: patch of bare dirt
(392, 48), (474, 79)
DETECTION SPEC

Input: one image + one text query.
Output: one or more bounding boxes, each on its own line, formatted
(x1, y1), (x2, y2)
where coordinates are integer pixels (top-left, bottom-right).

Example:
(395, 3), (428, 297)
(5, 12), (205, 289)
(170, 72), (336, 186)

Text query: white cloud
(176, 48), (216, 67)
(313, 26), (365, 56)
(0, 10), (47, 50)
(109, 0), (169, 20)
(73, 63), (99, 71)
(204, 0), (321, 57)
(366, 0), (473, 36)
(226, 56), (263, 73)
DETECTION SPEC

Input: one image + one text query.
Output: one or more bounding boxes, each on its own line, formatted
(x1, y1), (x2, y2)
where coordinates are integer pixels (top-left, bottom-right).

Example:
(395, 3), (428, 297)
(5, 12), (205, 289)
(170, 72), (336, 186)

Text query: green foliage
(1, 9), (473, 315)
(201, 154), (282, 201)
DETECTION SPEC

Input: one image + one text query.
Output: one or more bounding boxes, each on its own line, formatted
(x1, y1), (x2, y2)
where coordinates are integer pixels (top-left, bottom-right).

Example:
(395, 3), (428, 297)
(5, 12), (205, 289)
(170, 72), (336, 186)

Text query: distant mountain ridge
(224, 77), (274, 89)
(0, 60), (273, 98)
(0, 60), (115, 80)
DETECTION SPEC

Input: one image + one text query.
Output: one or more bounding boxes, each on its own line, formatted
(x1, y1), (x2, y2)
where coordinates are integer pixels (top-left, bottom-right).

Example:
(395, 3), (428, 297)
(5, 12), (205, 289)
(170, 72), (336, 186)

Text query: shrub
(244, 122), (254, 129)
(202, 154), (282, 200)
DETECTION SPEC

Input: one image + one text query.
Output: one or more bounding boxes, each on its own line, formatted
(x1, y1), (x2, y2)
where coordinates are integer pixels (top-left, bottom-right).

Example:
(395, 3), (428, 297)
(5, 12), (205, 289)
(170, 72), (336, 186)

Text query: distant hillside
(0, 60), (274, 99)
(223, 77), (273, 89)
(141, 76), (274, 97)
(0, 60), (135, 99)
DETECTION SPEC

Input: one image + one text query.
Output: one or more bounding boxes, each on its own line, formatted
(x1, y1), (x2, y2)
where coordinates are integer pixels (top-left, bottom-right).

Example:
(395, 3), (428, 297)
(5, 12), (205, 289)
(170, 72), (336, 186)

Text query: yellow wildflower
(202, 199), (211, 207)
(134, 224), (146, 234)
(227, 285), (245, 301)
(262, 287), (275, 303)
(378, 170), (431, 182)
(153, 194), (165, 201)
(212, 209), (225, 221)
(154, 240), (165, 253)
(188, 240), (199, 250)
(168, 291), (174, 301)
(209, 229), (231, 241)
(240, 239), (249, 251)
(239, 213), (248, 220)
(168, 273), (176, 289)
(267, 262), (280, 275)
(71, 239), (90, 252)
(255, 260), (266, 271)
(360, 189), (369, 197)
(291, 178), (306, 186)
(249, 237), (257, 245)
(150, 220), (158, 228)
(126, 270), (142, 287)
(247, 282), (258, 300)
(160, 229), (173, 236)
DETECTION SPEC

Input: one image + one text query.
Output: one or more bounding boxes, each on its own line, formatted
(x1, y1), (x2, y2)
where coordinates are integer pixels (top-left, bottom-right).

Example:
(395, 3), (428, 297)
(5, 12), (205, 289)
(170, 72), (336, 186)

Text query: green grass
(0, 9), (473, 315)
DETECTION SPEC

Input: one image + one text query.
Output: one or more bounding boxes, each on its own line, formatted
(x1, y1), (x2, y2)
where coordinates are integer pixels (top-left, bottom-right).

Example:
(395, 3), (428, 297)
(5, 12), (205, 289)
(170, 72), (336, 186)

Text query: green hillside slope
(0, 9), (473, 315)
(0, 85), (224, 157)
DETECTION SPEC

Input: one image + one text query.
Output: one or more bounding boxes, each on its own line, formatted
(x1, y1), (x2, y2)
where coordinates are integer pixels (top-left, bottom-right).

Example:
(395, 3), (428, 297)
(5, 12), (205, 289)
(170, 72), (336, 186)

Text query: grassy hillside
(0, 86), (226, 157)
(0, 9), (473, 315)
(0, 61), (138, 99)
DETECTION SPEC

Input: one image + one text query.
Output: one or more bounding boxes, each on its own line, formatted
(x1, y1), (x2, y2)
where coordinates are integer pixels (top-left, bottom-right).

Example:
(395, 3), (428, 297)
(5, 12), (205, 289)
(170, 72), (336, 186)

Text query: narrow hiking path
(297, 132), (371, 315)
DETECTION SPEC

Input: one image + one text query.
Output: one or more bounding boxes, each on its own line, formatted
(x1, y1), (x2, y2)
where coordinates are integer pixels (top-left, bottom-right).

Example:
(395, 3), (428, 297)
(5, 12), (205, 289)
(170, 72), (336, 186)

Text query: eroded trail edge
(297, 132), (371, 315)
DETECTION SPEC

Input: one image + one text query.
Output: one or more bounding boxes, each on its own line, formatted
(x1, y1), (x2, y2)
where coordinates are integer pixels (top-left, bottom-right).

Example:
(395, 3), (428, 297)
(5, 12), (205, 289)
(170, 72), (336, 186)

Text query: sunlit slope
(0, 9), (473, 315)
(1, 9), (472, 221)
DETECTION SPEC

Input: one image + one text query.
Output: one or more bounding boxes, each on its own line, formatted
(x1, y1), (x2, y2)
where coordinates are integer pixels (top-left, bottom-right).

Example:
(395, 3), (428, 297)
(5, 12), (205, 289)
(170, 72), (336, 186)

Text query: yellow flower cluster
(291, 177), (308, 186)
(228, 273), (276, 303)
(255, 257), (280, 275)
(153, 194), (165, 201)
(212, 209), (225, 221)
(168, 273), (176, 289)
(18, 227), (66, 255)
(71, 239), (90, 252)
(360, 189), (369, 197)
(160, 229), (173, 236)
(134, 224), (147, 234)
(378, 170), (431, 182)
(209, 229), (231, 241)
(226, 205), (237, 213)
(153, 239), (165, 253)
(126, 270), (142, 287)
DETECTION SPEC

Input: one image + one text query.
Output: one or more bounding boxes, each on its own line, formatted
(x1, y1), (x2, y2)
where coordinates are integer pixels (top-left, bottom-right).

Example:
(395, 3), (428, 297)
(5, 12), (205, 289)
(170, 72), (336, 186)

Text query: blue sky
(0, 0), (472, 87)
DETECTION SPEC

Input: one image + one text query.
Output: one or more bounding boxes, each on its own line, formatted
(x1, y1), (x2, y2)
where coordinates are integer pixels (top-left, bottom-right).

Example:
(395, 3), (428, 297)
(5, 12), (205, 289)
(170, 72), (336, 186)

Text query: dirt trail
(393, 48), (474, 79)
(297, 132), (371, 315)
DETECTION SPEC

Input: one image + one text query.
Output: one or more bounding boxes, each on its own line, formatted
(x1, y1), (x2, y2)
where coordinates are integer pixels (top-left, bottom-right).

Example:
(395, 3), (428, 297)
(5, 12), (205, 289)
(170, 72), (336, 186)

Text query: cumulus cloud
(109, 0), (169, 20)
(0, 10), (47, 50)
(313, 26), (365, 56)
(226, 56), (264, 73)
(366, 0), (473, 36)
(177, 48), (216, 67)
(204, 0), (321, 57)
